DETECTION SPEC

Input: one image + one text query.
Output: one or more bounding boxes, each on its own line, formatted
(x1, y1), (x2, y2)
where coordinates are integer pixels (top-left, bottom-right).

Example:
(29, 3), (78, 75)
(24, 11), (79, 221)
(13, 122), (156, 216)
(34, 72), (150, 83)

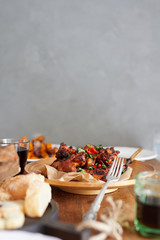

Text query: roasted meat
(52, 151), (86, 171)
(56, 143), (75, 160)
(52, 158), (77, 172)
(51, 143), (120, 182)
(85, 169), (109, 181)
(95, 147), (119, 166)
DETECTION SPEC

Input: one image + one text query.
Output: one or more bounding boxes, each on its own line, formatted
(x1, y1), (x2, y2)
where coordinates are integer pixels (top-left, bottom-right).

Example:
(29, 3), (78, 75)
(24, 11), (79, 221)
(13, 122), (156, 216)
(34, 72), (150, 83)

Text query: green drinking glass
(134, 171), (160, 238)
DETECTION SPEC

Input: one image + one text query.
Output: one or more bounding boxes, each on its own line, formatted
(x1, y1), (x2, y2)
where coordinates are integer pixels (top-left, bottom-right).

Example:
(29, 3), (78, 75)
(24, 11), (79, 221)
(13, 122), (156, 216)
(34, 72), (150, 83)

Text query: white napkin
(0, 230), (61, 240)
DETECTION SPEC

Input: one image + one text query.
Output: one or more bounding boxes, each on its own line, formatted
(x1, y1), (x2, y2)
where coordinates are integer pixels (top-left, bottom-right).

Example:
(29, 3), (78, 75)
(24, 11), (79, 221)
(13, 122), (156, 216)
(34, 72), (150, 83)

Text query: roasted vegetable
(27, 136), (58, 159)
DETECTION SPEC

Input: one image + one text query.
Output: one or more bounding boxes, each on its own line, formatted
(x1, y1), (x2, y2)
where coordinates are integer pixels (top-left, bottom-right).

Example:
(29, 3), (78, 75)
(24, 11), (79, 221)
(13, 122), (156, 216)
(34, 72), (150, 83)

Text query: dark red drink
(136, 196), (160, 229)
(17, 146), (28, 174)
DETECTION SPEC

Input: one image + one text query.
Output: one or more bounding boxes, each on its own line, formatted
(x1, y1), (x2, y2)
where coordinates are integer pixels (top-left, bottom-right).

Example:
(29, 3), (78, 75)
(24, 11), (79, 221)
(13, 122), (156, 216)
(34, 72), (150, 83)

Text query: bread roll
(0, 173), (52, 229)
(1, 173), (45, 200)
(0, 200), (24, 217)
(0, 189), (11, 201)
(0, 219), (4, 230)
(2, 211), (25, 229)
(25, 180), (51, 217)
(0, 200), (25, 230)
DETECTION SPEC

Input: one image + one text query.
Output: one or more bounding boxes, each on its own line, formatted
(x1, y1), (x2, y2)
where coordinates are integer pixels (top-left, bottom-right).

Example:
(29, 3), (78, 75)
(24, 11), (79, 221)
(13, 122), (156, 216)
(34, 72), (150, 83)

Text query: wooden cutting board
(25, 159), (154, 195)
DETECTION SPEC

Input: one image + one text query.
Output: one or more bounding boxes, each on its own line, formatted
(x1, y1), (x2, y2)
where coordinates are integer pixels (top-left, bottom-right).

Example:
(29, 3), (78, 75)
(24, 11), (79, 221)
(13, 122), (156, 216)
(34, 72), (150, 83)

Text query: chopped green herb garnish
(77, 168), (85, 172)
(95, 144), (103, 150)
(86, 153), (97, 159)
(77, 148), (85, 153)
(101, 162), (107, 169)
(86, 153), (92, 158)
(87, 166), (95, 170)
(122, 166), (126, 174)
(68, 152), (72, 157)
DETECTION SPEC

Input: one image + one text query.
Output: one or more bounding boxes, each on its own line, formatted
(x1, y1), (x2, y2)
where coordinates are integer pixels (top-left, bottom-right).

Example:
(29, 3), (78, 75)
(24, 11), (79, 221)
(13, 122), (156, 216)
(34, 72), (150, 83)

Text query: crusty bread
(0, 173), (45, 200)
(0, 172), (52, 229)
(2, 211), (25, 229)
(0, 218), (4, 230)
(0, 200), (24, 217)
(0, 200), (25, 230)
(25, 180), (51, 217)
(0, 189), (11, 201)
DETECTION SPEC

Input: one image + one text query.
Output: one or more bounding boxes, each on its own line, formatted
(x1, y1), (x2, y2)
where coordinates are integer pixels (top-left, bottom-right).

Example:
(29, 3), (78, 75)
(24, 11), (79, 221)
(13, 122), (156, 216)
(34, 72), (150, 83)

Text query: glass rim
(0, 138), (29, 144)
(135, 171), (160, 184)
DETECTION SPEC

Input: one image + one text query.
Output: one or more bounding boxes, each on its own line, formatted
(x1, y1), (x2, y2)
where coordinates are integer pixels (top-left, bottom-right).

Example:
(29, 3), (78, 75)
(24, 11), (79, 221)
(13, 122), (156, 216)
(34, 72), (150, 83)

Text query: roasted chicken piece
(52, 158), (77, 172)
(52, 146), (86, 171)
(69, 152), (87, 168)
(95, 147), (119, 167)
(56, 143), (75, 160)
(51, 143), (120, 182)
(85, 169), (109, 182)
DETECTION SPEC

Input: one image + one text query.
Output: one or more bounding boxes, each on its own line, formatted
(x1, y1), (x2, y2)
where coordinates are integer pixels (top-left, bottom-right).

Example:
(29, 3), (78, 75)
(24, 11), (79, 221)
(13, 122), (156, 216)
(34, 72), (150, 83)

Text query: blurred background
(0, 0), (159, 150)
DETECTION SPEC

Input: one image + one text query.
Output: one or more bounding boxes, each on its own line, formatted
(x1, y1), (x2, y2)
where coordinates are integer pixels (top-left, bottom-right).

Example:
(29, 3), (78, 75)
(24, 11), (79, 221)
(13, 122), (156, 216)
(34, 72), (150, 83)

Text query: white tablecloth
(0, 230), (61, 240)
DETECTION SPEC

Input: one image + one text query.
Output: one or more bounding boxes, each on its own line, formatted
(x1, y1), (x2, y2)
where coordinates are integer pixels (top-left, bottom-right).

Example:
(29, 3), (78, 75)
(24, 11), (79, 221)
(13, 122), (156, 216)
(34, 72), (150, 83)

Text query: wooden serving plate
(25, 159), (154, 195)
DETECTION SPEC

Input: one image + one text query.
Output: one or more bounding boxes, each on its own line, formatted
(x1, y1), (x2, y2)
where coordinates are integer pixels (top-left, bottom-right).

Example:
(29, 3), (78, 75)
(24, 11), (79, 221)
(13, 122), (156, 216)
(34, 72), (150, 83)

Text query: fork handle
(124, 147), (143, 169)
(82, 180), (110, 221)
(130, 147), (143, 161)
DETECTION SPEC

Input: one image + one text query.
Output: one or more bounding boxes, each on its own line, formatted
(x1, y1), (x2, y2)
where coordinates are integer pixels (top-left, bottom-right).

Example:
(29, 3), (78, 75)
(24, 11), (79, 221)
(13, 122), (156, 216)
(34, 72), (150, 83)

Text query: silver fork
(82, 157), (124, 221)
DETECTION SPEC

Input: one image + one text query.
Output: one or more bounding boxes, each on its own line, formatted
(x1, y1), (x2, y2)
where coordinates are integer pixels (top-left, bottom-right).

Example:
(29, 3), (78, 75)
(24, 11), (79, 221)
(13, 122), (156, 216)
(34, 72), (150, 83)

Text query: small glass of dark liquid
(135, 171), (160, 238)
(0, 138), (29, 174)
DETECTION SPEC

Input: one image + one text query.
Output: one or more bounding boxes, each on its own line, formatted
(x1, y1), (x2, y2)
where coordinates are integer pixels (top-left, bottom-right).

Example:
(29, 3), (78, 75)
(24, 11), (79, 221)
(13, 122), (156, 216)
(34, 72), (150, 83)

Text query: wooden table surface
(51, 159), (160, 240)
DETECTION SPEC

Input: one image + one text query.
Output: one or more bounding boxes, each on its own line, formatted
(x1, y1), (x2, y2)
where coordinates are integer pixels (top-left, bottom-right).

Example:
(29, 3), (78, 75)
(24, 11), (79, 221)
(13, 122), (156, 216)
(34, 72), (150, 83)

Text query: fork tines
(109, 157), (124, 177)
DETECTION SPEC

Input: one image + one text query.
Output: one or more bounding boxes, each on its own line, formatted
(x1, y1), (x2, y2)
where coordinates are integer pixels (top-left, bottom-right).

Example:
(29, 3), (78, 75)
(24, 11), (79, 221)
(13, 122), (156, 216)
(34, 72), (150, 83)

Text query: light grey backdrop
(0, 0), (159, 150)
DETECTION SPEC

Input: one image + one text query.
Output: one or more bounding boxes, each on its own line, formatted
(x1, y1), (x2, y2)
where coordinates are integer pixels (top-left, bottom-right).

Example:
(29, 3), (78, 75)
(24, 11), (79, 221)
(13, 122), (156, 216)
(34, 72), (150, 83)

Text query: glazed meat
(56, 143), (75, 160)
(52, 152), (86, 171)
(69, 152), (87, 168)
(51, 143), (120, 182)
(85, 169), (109, 181)
(52, 158), (77, 172)
(95, 147), (119, 167)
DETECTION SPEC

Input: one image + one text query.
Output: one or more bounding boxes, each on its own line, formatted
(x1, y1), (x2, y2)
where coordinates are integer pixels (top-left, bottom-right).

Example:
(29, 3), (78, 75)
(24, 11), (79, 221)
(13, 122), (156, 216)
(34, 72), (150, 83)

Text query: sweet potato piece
(29, 142), (34, 152)
(27, 136), (56, 159)
(46, 143), (53, 154)
(28, 152), (38, 159)
(41, 152), (49, 158)
(33, 136), (45, 142)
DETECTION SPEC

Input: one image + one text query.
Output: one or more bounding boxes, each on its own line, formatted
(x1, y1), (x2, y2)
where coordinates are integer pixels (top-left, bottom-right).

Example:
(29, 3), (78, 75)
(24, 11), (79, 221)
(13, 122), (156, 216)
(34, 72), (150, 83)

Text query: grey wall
(0, 0), (160, 150)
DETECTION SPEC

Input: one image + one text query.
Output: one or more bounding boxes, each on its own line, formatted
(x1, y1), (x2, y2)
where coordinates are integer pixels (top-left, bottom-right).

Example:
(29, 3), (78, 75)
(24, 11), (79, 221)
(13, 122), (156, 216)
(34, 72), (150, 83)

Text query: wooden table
(51, 159), (160, 240)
